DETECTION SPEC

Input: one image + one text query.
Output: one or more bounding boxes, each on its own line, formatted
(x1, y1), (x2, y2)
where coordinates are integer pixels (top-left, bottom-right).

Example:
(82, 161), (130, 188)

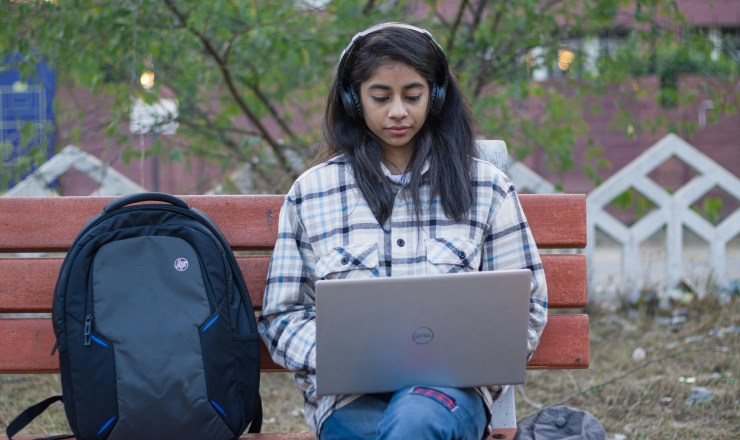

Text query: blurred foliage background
(1, 0), (738, 193)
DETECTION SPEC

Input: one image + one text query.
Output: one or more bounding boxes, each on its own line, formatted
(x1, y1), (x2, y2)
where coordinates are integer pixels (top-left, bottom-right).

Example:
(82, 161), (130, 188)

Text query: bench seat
(0, 194), (588, 440)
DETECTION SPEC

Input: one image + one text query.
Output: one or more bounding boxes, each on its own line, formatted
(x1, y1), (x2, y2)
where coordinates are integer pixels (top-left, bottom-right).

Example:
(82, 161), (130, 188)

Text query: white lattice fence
(586, 134), (740, 300)
(507, 159), (555, 194)
(3, 145), (144, 257)
(3, 145), (144, 197)
(479, 135), (740, 299)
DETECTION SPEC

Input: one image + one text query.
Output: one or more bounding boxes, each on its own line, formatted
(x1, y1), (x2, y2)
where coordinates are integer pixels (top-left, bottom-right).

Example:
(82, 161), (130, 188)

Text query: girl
(258, 23), (547, 440)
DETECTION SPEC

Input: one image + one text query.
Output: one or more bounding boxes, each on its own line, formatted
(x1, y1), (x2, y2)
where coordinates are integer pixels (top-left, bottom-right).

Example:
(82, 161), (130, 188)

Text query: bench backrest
(0, 195), (588, 374)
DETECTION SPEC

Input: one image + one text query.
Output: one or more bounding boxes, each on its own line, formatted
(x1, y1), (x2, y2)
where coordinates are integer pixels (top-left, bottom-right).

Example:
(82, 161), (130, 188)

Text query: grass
(1, 296), (738, 438)
(0, 371), (309, 436)
(523, 295), (740, 439)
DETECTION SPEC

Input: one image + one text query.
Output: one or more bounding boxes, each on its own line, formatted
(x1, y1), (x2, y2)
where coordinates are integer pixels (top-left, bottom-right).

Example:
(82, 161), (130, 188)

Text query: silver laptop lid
(315, 269), (531, 396)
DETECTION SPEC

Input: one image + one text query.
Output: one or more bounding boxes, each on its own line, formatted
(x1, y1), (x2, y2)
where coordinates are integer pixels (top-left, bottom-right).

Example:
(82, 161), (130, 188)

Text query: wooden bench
(0, 193), (588, 439)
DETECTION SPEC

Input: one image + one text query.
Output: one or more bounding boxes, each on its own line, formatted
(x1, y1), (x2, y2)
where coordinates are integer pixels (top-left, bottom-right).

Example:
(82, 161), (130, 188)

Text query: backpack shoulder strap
(5, 395), (73, 439)
(247, 393), (263, 433)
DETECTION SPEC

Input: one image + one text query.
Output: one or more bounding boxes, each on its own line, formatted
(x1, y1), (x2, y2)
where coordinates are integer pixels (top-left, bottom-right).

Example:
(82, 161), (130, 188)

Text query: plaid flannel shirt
(258, 155), (548, 437)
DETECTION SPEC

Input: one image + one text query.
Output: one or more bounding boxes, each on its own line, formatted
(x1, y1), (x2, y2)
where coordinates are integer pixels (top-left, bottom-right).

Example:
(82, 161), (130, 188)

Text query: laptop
(315, 269), (531, 396)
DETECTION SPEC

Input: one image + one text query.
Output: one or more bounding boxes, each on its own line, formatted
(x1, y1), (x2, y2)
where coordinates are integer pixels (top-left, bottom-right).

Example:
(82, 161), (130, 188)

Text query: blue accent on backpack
(203, 315), (220, 332)
(97, 417), (116, 435)
(211, 400), (228, 417)
(90, 335), (107, 347)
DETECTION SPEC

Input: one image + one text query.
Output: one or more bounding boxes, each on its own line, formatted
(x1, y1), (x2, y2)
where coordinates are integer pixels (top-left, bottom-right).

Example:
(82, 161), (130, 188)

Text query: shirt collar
(379, 159), (431, 184)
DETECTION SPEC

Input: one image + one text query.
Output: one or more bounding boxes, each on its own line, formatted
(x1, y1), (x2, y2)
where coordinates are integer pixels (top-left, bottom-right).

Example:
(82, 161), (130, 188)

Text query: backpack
(7, 193), (262, 440)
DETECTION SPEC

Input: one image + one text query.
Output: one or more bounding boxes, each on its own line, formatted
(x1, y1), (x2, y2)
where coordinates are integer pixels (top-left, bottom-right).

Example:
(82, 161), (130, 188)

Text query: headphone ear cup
(429, 81), (439, 112)
(348, 85), (363, 119)
(431, 81), (447, 113)
(339, 85), (359, 120)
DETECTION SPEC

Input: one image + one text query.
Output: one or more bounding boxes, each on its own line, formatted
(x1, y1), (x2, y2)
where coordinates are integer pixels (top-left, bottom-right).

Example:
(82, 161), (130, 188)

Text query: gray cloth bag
(514, 406), (606, 440)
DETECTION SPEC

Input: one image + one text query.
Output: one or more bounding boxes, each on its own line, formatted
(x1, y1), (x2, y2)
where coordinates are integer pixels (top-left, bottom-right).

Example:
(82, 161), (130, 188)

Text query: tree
(1, 0), (737, 193)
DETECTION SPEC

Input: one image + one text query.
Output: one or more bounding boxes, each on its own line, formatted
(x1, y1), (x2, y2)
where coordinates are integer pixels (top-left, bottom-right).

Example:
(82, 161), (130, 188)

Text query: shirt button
(397, 239), (405, 247)
(458, 251), (466, 259)
(341, 257), (350, 265)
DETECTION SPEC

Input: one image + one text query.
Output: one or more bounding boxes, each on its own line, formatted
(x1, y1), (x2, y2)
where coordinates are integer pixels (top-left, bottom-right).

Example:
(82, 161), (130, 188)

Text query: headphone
(336, 22), (450, 121)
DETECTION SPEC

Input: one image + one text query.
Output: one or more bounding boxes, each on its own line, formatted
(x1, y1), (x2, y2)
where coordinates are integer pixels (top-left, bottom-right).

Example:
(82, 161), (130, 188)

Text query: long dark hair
(314, 26), (477, 226)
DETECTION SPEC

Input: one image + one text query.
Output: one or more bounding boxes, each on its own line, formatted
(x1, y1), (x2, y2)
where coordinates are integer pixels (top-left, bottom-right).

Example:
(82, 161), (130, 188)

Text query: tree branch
(247, 82), (301, 145)
(540, 0), (563, 13)
(176, 117), (261, 138)
(221, 40), (232, 64)
(488, 0), (506, 37)
(238, 58), (303, 146)
(431, 0), (450, 27)
(179, 109), (273, 185)
(468, 0), (487, 40)
(472, 44), (530, 97)
(162, 0), (299, 180)
(362, 0), (375, 15)
(163, 82), (274, 185)
(446, 0), (469, 53)
(464, 0), (507, 94)
(453, 0), (488, 72)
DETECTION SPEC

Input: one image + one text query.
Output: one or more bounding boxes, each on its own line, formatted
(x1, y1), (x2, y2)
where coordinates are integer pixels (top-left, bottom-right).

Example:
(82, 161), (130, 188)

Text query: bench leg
(488, 386), (517, 439)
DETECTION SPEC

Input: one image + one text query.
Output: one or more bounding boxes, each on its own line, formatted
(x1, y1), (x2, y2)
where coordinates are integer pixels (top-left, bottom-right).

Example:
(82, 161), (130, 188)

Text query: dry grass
(523, 296), (740, 439)
(0, 371), (309, 436)
(1, 297), (738, 438)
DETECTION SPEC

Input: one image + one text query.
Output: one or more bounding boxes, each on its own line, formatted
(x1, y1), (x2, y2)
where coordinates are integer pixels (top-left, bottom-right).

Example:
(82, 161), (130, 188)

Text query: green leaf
(703, 197), (723, 225)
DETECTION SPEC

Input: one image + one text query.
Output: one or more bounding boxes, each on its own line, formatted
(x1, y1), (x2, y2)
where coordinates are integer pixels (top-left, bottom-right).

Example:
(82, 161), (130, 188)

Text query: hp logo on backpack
(7, 193), (262, 440)
(174, 258), (189, 271)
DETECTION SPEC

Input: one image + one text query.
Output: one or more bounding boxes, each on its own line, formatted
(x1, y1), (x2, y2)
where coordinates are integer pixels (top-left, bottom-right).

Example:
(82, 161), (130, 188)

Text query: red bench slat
(0, 254), (587, 313)
(0, 315), (588, 374)
(527, 314), (589, 368)
(540, 254), (587, 308)
(0, 194), (586, 252)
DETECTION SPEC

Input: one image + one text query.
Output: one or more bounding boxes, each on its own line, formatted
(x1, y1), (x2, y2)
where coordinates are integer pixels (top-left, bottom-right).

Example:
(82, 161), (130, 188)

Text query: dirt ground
(1, 295), (738, 439)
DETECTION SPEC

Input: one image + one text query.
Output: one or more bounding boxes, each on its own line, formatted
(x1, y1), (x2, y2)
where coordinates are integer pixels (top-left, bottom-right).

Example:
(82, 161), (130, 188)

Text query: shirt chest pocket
(425, 238), (481, 274)
(315, 242), (380, 280)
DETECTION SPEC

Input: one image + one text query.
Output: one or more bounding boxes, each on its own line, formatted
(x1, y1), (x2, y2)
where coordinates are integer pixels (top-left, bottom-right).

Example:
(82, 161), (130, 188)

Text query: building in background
(520, 0), (740, 227)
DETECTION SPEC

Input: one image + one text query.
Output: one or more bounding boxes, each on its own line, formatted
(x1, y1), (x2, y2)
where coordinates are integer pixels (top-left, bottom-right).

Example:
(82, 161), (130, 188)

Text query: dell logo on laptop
(412, 327), (434, 344)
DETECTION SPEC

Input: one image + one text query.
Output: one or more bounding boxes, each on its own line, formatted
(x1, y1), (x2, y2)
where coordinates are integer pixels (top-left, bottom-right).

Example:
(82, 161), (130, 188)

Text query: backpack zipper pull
(50, 341), (59, 356)
(84, 314), (92, 346)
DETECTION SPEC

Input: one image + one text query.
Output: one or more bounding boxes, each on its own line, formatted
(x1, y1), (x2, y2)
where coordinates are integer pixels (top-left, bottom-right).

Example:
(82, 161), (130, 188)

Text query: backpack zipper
(84, 263), (94, 346)
(84, 314), (92, 345)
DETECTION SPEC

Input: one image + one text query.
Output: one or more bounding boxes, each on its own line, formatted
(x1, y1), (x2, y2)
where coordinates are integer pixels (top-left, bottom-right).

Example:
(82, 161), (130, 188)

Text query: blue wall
(0, 60), (56, 189)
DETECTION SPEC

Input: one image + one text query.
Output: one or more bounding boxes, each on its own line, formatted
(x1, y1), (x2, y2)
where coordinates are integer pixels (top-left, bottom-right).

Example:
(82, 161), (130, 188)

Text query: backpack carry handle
(104, 192), (189, 213)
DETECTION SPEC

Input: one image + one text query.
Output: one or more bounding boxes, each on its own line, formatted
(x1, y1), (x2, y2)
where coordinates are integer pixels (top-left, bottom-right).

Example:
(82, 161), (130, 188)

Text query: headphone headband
(339, 23), (442, 61)
(336, 22), (449, 120)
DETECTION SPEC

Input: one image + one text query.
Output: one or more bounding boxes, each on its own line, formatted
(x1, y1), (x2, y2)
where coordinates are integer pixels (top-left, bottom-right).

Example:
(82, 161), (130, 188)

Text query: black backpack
(7, 193), (262, 440)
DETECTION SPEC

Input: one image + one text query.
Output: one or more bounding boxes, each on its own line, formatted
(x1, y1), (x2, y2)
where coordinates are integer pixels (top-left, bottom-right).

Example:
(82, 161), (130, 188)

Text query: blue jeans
(319, 387), (487, 440)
